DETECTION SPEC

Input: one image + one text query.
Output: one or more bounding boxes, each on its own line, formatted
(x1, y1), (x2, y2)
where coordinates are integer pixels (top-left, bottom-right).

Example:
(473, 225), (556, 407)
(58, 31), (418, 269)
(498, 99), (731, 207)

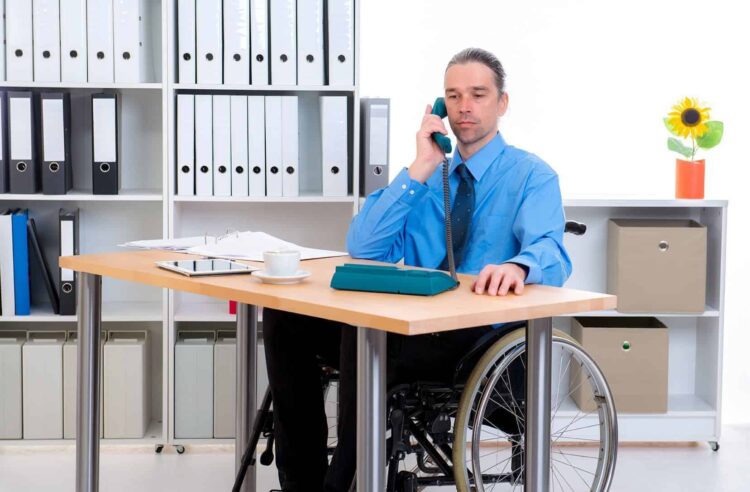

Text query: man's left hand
(472, 263), (527, 296)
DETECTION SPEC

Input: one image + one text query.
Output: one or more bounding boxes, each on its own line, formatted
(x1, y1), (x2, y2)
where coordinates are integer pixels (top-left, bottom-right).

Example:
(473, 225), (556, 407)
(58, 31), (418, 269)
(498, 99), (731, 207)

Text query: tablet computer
(156, 259), (259, 277)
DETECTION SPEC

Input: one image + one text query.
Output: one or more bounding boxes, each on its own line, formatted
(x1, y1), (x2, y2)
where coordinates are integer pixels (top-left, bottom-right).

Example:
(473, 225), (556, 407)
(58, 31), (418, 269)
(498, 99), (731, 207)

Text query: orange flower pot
(675, 159), (705, 199)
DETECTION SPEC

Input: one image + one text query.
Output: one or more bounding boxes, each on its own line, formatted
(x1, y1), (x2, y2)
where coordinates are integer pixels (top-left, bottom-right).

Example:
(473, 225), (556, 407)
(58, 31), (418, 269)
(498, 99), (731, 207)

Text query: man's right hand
(408, 104), (450, 183)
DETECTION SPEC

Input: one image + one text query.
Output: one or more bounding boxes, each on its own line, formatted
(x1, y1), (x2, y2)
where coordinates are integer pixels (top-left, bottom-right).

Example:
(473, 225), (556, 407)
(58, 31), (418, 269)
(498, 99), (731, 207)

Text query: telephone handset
(431, 97), (459, 286)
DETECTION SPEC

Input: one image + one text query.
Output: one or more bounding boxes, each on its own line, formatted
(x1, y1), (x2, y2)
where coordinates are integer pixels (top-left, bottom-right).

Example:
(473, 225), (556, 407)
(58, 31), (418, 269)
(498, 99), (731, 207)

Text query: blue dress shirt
(347, 132), (572, 288)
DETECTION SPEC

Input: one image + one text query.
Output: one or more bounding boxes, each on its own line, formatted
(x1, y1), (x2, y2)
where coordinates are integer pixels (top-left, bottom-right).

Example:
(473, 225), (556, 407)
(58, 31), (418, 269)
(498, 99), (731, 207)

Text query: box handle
(658, 240), (670, 252)
(622, 341), (632, 351)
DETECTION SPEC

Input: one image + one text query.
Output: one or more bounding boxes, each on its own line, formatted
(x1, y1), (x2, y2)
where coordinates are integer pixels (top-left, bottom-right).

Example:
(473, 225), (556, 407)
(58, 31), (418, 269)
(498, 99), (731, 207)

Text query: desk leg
(76, 273), (102, 492)
(525, 317), (552, 492)
(356, 327), (387, 492)
(236, 303), (258, 492)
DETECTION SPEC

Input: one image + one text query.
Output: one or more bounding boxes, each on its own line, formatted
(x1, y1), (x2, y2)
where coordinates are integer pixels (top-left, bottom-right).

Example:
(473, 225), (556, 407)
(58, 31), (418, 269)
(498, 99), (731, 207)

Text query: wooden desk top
(60, 251), (617, 335)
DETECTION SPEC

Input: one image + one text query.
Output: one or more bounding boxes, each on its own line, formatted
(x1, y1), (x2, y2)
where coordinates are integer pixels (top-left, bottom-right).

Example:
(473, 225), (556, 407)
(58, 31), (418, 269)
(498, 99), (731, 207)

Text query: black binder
(40, 92), (73, 195)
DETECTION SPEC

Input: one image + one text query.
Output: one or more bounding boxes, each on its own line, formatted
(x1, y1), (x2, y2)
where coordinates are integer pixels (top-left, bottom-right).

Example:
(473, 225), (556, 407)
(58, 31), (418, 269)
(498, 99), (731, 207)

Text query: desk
(60, 250), (616, 492)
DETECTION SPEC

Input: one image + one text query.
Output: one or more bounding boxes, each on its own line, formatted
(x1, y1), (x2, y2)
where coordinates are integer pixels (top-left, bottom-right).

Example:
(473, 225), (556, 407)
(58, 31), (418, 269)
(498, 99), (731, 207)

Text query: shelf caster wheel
(154, 445), (164, 454)
(175, 445), (186, 455)
(709, 441), (720, 452)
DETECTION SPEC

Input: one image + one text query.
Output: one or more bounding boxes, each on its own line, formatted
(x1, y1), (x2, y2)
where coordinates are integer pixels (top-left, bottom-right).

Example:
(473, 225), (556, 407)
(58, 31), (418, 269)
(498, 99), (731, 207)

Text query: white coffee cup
(263, 249), (301, 277)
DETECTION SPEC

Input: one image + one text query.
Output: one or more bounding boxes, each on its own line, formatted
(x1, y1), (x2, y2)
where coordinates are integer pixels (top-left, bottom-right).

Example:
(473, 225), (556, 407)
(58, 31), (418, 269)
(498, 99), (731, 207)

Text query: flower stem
(691, 137), (696, 161)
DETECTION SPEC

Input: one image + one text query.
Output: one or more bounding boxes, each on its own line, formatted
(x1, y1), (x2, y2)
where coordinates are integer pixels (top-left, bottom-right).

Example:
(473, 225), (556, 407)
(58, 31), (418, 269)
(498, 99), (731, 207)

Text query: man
(263, 47), (572, 492)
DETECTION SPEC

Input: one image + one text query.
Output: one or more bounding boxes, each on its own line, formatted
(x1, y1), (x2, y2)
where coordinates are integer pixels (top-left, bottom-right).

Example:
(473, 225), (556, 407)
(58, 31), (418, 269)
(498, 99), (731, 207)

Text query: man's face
(444, 62), (508, 147)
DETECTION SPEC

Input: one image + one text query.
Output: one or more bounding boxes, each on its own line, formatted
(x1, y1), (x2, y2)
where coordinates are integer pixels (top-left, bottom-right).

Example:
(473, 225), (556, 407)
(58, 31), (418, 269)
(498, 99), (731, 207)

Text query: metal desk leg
(356, 327), (387, 492)
(236, 303), (258, 492)
(76, 273), (102, 492)
(525, 317), (553, 492)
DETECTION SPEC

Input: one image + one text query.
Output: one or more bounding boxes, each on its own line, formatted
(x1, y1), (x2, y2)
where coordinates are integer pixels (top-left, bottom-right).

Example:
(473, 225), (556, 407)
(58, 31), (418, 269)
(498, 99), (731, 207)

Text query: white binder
(60, 0), (88, 83)
(0, 212), (14, 314)
(114, 0), (150, 83)
(281, 96), (299, 197)
(32, 0), (61, 82)
(5, 0), (33, 81)
(230, 95), (249, 196)
(249, 0), (269, 85)
(196, 0), (222, 84)
(269, 0), (296, 85)
(195, 95), (213, 196)
(212, 95), (231, 196)
(297, 0), (324, 86)
(264, 96), (282, 197)
(224, 0), (250, 85)
(248, 96), (266, 197)
(0, 0), (5, 81)
(327, 0), (355, 86)
(87, 0), (115, 83)
(176, 94), (195, 196)
(23, 332), (66, 439)
(177, 0), (196, 83)
(321, 96), (349, 197)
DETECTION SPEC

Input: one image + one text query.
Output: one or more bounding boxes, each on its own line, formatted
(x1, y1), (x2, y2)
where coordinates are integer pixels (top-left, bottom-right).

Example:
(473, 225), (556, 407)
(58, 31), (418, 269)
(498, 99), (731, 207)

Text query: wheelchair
(234, 221), (618, 492)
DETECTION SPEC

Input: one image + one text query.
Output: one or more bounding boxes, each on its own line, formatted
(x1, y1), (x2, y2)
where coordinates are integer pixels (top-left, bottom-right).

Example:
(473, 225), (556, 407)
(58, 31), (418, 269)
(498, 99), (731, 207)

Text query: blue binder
(11, 209), (30, 315)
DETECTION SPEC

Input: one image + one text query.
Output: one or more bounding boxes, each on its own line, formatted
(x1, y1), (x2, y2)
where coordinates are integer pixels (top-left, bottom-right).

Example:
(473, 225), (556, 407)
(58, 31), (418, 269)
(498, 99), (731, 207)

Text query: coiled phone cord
(442, 156), (459, 286)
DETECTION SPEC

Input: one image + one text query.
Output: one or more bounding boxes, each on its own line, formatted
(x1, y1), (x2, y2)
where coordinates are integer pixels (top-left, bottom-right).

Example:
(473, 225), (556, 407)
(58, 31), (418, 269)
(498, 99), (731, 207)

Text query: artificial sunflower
(666, 97), (711, 139)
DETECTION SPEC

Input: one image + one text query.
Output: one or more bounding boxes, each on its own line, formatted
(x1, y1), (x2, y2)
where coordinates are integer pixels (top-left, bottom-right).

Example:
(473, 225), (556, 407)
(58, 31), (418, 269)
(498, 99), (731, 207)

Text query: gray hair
(446, 48), (506, 95)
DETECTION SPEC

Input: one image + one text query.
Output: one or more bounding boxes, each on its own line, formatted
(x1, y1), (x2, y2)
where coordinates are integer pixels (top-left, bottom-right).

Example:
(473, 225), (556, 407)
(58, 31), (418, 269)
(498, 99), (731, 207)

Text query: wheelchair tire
(452, 328), (618, 492)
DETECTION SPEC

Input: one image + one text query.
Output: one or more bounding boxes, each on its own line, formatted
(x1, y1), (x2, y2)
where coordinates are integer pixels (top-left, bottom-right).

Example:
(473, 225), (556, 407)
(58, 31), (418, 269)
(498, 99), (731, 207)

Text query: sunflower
(666, 97), (711, 139)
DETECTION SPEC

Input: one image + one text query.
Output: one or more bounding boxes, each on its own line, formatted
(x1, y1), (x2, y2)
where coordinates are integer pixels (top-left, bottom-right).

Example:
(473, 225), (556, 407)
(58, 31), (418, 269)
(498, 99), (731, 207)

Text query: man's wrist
(507, 262), (529, 280)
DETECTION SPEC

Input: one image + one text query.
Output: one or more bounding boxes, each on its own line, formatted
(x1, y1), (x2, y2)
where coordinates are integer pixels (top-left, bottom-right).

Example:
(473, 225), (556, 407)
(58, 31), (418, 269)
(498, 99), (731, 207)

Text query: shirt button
(409, 190), (415, 195)
(401, 184), (407, 190)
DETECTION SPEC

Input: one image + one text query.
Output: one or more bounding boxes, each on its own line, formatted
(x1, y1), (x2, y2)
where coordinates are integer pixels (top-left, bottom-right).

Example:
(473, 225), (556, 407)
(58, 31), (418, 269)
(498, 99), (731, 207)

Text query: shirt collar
(450, 132), (507, 182)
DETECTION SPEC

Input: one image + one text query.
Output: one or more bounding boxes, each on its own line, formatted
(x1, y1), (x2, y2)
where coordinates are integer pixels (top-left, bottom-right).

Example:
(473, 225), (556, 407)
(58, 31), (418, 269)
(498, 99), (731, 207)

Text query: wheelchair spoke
(552, 410), (597, 441)
(553, 453), (595, 491)
(552, 449), (600, 460)
(551, 352), (573, 421)
(552, 462), (577, 492)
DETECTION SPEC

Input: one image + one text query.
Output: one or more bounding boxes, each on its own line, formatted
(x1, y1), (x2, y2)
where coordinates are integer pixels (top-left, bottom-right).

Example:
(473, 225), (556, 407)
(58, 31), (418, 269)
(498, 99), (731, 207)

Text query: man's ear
(497, 92), (509, 117)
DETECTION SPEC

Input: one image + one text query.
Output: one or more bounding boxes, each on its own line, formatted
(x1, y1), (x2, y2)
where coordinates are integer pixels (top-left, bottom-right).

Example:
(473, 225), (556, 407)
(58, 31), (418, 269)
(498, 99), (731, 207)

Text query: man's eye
(448, 95), (458, 100)
(474, 94), (485, 98)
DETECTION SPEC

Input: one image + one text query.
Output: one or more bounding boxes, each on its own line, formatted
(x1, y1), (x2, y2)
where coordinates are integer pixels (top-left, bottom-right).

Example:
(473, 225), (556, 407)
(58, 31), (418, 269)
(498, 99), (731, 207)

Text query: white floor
(2, 425), (750, 491)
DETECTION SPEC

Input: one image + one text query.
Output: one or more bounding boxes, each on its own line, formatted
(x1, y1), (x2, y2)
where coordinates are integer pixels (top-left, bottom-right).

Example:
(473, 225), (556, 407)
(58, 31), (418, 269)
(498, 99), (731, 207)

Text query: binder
(5, 0), (33, 81)
(264, 96), (282, 197)
(281, 96), (299, 197)
(0, 210), (15, 316)
(177, 0), (196, 83)
(249, 0), (269, 85)
(40, 92), (72, 195)
(0, 332), (24, 438)
(224, 0), (250, 85)
(32, 0), (61, 82)
(22, 331), (66, 439)
(91, 93), (119, 195)
(0, 92), (8, 193)
(269, 0), (296, 85)
(297, 0), (324, 86)
(8, 92), (38, 194)
(321, 96), (349, 197)
(212, 95), (231, 196)
(230, 95), (249, 196)
(0, 0), (5, 82)
(176, 94), (195, 196)
(327, 0), (355, 86)
(247, 96), (265, 197)
(196, 0), (222, 84)
(60, 0), (88, 83)
(11, 209), (30, 316)
(194, 95), (213, 196)
(114, 0), (150, 83)
(87, 0), (115, 83)
(359, 98), (389, 196)
(58, 208), (79, 316)
(27, 218), (60, 314)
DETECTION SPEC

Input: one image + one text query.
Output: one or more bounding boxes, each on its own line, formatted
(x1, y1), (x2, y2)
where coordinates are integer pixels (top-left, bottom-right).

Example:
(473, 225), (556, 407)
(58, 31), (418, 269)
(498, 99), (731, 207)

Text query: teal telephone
(330, 97), (460, 296)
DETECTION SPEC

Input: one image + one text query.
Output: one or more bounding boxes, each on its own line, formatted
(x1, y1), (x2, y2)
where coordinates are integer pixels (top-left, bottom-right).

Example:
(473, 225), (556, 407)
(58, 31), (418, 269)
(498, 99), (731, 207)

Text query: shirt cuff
(504, 255), (541, 285)
(385, 168), (429, 204)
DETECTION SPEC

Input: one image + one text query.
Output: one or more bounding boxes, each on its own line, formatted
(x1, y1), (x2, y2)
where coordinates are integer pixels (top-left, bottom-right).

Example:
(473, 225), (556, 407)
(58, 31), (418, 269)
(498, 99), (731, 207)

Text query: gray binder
(8, 91), (39, 194)
(359, 98), (390, 197)
(41, 92), (72, 195)
(0, 92), (8, 193)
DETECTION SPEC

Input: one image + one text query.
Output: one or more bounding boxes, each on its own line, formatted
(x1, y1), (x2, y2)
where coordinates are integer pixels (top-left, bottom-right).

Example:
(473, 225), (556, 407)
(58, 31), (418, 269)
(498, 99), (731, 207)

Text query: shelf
(0, 81), (162, 90)
(560, 305), (720, 318)
(172, 83), (356, 93)
(554, 393), (716, 419)
(173, 194), (356, 204)
(174, 302), (235, 322)
(0, 189), (163, 202)
(563, 196), (728, 208)
(0, 301), (163, 323)
(0, 419), (164, 446)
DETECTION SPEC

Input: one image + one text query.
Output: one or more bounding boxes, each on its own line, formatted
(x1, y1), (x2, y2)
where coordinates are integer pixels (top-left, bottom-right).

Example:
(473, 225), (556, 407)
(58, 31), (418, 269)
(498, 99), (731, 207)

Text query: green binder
(330, 264), (459, 296)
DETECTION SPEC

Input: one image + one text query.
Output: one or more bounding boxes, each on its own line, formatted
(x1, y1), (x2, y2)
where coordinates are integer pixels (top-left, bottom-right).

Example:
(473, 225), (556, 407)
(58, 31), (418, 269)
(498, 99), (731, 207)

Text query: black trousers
(262, 307), (501, 492)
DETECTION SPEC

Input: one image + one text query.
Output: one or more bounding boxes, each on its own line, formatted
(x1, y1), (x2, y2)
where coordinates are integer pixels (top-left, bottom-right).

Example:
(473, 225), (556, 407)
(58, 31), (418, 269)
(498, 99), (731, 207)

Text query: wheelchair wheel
(453, 328), (618, 491)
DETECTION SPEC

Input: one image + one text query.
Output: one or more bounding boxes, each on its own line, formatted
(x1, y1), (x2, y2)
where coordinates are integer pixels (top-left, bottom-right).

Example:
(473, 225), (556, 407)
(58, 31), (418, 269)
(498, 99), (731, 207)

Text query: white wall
(360, 0), (750, 424)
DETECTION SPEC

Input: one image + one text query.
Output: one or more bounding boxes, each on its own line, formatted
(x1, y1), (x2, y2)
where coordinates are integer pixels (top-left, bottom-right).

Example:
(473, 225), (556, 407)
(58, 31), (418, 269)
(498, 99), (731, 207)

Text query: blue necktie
(439, 163), (475, 271)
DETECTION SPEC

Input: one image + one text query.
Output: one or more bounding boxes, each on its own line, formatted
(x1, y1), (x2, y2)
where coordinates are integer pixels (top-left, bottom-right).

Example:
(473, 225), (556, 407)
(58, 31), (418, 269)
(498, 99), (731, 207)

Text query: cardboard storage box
(23, 331), (66, 439)
(213, 331), (236, 439)
(175, 331), (215, 438)
(103, 331), (149, 438)
(607, 219), (707, 313)
(571, 317), (668, 413)
(0, 331), (25, 439)
(63, 331), (106, 439)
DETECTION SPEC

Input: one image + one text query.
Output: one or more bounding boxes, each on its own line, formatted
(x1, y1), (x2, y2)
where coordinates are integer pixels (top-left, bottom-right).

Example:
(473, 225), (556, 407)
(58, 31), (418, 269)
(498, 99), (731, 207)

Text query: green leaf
(697, 121), (724, 149)
(664, 117), (679, 136)
(668, 137), (693, 158)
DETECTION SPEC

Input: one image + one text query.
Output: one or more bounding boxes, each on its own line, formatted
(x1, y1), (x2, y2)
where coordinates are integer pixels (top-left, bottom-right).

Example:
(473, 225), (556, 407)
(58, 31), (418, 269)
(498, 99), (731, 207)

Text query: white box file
(175, 331), (215, 438)
(103, 331), (149, 439)
(22, 331), (66, 439)
(0, 331), (25, 439)
(213, 331), (236, 439)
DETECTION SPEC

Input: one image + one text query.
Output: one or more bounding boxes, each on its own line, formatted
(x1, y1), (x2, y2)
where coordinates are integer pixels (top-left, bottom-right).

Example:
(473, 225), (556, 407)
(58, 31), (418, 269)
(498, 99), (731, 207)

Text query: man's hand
(408, 104), (450, 183)
(473, 263), (527, 296)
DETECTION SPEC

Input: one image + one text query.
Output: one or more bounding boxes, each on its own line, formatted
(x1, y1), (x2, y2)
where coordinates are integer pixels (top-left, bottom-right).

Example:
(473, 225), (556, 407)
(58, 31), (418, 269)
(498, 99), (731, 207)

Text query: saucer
(253, 270), (311, 285)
